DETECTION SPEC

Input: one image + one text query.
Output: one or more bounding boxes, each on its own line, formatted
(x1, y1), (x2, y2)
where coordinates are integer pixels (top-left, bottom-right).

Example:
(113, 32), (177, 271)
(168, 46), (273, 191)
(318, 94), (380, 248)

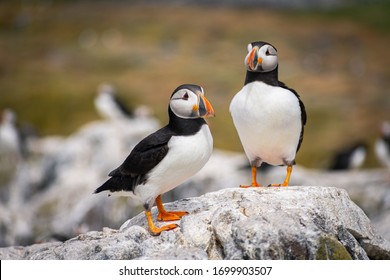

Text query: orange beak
(198, 94), (215, 118)
(246, 46), (259, 71)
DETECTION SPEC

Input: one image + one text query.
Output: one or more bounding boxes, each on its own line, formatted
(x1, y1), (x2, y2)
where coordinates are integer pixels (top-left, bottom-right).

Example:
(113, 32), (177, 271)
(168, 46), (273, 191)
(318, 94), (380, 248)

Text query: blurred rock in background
(0, 113), (159, 246)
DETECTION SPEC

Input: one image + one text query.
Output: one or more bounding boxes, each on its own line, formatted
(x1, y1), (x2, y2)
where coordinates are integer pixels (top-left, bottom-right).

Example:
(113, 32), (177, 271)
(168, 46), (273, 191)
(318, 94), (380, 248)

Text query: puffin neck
(168, 106), (206, 136)
(244, 67), (279, 86)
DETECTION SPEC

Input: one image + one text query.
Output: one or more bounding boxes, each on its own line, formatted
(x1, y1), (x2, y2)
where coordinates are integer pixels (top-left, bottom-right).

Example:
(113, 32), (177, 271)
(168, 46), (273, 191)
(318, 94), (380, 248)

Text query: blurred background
(0, 0), (389, 247)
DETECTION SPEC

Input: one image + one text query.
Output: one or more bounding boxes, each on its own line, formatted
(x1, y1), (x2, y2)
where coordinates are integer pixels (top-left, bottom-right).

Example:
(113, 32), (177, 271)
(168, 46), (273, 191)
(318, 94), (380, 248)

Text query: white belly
(375, 139), (390, 168)
(230, 81), (302, 166)
(134, 124), (213, 205)
(95, 94), (125, 120)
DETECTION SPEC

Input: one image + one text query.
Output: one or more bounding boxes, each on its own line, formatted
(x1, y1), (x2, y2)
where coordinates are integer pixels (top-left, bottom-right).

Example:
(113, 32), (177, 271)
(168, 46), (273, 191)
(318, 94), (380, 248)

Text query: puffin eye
(183, 92), (189, 100)
(266, 47), (276, 56)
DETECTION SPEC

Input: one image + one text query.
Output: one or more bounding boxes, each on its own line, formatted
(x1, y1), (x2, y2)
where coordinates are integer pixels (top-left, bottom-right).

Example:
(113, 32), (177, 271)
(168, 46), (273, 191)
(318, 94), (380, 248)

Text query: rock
(189, 161), (390, 241)
(289, 167), (390, 241)
(1, 114), (389, 251)
(1, 186), (389, 260)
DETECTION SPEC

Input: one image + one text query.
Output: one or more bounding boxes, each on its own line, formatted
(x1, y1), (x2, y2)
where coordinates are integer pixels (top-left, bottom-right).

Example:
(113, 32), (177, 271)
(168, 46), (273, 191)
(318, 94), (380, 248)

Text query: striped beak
(193, 93), (215, 118)
(246, 46), (261, 71)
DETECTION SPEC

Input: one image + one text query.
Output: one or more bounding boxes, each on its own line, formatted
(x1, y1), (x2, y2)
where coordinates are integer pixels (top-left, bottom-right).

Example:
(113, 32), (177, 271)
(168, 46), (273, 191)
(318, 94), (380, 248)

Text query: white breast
(95, 93), (125, 120)
(230, 81), (302, 166)
(375, 139), (390, 168)
(349, 147), (366, 169)
(134, 124), (213, 205)
(0, 123), (20, 152)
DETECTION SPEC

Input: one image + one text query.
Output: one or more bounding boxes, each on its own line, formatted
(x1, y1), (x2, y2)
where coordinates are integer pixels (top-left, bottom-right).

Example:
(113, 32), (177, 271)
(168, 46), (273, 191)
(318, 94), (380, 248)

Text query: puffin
(230, 41), (307, 187)
(94, 83), (133, 120)
(0, 109), (22, 155)
(328, 142), (367, 170)
(95, 84), (215, 235)
(375, 121), (390, 168)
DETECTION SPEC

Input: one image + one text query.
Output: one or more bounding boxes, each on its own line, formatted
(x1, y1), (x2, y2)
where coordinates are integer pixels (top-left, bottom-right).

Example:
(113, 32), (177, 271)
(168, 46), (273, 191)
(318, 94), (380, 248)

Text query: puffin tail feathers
(94, 176), (135, 194)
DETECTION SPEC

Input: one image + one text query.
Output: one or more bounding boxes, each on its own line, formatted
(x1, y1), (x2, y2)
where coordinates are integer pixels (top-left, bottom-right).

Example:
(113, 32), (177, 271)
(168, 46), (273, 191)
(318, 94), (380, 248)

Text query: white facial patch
(258, 44), (278, 72)
(170, 89), (199, 119)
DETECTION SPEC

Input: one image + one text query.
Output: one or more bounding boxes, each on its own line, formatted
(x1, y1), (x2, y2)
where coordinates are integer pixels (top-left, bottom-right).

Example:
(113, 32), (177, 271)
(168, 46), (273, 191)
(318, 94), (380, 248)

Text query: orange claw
(145, 210), (178, 236)
(155, 195), (188, 221)
(240, 166), (262, 188)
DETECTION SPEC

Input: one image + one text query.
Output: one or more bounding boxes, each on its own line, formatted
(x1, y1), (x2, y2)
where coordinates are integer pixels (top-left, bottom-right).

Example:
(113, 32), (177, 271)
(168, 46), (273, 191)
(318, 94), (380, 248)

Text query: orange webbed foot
(240, 182), (262, 188)
(149, 223), (178, 236)
(267, 182), (289, 187)
(240, 166), (262, 188)
(267, 165), (293, 187)
(157, 210), (188, 221)
(155, 195), (188, 221)
(145, 210), (179, 236)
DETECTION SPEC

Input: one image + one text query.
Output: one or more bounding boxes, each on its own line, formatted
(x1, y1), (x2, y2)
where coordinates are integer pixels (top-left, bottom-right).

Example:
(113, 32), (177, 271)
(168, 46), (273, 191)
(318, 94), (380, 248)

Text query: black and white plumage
(230, 41), (307, 187)
(95, 84), (215, 235)
(94, 83), (133, 120)
(375, 121), (390, 168)
(0, 109), (35, 159)
(329, 142), (367, 170)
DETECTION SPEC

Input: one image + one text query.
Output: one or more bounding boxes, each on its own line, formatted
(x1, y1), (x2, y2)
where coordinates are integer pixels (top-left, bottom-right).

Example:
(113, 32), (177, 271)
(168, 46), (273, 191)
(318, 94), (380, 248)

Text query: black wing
(113, 126), (174, 176)
(95, 126), (174, 193)
(113, 94), (133, 118)
(279, 82), (307, 152)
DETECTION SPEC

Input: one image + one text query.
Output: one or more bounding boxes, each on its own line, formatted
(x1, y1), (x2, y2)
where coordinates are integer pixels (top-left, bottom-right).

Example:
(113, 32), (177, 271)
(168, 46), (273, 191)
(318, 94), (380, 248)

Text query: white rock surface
(0, 186), (389, 260)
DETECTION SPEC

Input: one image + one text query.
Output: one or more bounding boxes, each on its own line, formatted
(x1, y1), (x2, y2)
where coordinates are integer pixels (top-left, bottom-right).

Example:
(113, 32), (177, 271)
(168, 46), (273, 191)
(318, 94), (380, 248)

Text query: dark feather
(94, 175), (142, 193)
(95, 127), (173, 194)
(329, 142), (366, 170)
(112, 94), (133, 118)
(113, 127), (172, 176)
(278, 81), (307, 152)
(245, 66), (279, 86)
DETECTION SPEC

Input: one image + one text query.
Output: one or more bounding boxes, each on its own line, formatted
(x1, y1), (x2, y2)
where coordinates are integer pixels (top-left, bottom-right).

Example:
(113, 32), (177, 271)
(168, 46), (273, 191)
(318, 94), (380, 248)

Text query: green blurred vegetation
(307, 1), (390, 33)
(0, 1), (389, 168)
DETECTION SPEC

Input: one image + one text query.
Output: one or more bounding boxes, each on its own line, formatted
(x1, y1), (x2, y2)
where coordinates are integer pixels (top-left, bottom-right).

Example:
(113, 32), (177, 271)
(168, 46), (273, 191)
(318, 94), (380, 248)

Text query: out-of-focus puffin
(94, 83), (133, 120)
(375, 121), (390, 168)
(0, 109), (21, 155)
(328, 142), (367, 170)
(95, 84), (215, 235)
(230, 41), (307, 187)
